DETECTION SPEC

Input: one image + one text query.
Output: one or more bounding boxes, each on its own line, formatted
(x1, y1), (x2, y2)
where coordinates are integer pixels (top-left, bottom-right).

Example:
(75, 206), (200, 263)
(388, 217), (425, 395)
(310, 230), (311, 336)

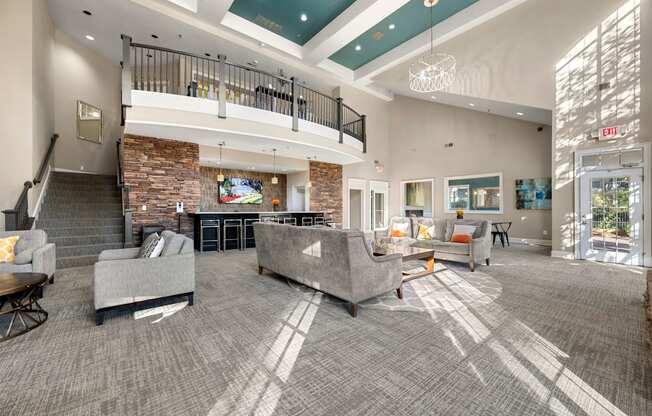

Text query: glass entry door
(369, 181), (389, 232)
(579, 169), (644, 265)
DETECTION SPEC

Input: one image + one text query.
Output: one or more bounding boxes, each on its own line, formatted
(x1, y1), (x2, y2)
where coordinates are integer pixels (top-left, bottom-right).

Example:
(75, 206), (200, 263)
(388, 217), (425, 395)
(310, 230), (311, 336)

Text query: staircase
(37, 172), (125, 269)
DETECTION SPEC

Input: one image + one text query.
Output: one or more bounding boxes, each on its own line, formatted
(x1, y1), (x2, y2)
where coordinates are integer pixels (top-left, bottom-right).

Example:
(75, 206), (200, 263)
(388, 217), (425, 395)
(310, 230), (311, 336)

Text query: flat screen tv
(219, 177), (263, 204)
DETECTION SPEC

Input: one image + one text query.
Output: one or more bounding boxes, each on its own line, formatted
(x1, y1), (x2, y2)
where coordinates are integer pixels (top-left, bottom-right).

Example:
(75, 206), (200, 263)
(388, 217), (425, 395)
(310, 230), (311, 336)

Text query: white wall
(0, 0), (54, 230)
(553, 0), (652, 261)
(53, 29), (120, 175)
(286, 171), (310, 211)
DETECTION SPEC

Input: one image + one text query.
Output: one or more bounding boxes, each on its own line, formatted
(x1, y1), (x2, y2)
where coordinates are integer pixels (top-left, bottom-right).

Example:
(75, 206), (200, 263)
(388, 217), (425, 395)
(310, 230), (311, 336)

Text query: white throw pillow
(427, 226), (436, 239)
(452, 224), (476, 238)
(392, 222), (410, 234)
(150, 237), (165, 258)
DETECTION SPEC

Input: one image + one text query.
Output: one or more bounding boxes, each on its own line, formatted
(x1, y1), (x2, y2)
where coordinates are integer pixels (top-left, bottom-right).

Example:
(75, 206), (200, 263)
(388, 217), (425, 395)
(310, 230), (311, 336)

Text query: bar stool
(200, 219), (220, 252)
(302, 217), (313, 226)
(223, 219), (243, 251)
(314, 216), (325, 226)
(242, 218), (259, 249)
(283, 217), (297, 226)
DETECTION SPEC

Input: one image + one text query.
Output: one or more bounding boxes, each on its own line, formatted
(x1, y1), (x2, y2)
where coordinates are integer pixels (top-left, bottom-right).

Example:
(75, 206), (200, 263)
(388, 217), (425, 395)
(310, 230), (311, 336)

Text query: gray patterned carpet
(0, 245), (650, 415)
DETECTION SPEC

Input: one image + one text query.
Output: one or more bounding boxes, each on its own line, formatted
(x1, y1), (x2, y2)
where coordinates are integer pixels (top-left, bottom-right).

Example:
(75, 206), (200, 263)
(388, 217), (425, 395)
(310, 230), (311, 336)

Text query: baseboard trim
(511, 238), (552, 247)
(551, 250), (575, 259)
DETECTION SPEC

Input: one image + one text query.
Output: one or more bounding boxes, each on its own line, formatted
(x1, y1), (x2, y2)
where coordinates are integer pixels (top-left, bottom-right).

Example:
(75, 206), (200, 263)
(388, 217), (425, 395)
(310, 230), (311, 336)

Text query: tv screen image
(219, 178), (263, 204)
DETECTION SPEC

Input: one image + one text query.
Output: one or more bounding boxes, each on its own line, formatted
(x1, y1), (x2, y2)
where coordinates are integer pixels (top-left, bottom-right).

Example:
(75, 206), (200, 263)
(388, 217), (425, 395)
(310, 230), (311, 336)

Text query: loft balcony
(120, 36), (366, 165)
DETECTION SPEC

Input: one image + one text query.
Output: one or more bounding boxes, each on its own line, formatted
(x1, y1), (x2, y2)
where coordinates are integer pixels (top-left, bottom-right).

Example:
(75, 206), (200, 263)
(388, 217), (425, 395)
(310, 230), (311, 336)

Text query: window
(445, 173), (503, 214)
(401, 179), (434, 217)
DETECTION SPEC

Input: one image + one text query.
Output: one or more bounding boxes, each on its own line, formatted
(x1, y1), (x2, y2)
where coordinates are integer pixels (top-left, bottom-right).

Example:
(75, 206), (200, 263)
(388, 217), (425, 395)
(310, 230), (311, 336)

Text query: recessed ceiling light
(82, 10), (92, 16)
(431, 96), (437, 100)
(85, 35), (95, 41)
(300, 13), (308, 22)
(516, 112), (525, 116)
(469, 103), (475, 107)
(389, 24), (396, 30)
(259, 42), (266, 47)
(355, 45), (362, 51)
(151, 34), (159, 39)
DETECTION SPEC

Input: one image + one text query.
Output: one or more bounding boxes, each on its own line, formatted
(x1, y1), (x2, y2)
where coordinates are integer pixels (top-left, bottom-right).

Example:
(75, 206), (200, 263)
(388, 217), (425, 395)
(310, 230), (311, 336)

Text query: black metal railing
(3, 134), (58, 231)
(121, 35), (366, 151)
(116, 138), (133, 248)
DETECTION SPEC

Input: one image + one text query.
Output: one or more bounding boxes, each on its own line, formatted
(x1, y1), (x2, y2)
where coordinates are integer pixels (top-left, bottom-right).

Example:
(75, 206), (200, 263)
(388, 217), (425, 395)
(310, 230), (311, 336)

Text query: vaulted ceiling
(53, 0), (618, 125)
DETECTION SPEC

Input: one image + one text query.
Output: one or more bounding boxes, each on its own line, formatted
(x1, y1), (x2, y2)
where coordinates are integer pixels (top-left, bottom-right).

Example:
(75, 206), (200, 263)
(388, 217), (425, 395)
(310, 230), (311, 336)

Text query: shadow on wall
(554, 0), (641, 254)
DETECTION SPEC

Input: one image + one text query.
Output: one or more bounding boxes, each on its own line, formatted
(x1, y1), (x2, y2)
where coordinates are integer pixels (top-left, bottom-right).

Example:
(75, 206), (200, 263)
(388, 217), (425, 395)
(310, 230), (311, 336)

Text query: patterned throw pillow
(391, 222), (410, 238)
(0, 235), (20, 263)
(416, 225), (432, 240)
(138, 233), (161, 258)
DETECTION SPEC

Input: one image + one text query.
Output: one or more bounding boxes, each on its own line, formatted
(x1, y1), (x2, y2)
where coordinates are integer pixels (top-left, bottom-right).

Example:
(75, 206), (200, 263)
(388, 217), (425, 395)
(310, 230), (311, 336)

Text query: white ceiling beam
(353, 0), (531, 83)
(303, 0), (410, 65)
(212, 0), (234, 21)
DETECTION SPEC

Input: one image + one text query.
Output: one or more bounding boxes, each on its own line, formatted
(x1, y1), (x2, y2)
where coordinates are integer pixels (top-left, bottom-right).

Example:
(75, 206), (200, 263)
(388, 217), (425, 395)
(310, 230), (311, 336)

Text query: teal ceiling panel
(229, 0), (356, 45)
(330, 0), (479, 70)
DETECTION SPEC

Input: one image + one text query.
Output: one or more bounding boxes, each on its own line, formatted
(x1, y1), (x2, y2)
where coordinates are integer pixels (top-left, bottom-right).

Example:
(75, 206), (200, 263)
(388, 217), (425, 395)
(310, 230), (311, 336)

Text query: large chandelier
(409, 0), (456, 93)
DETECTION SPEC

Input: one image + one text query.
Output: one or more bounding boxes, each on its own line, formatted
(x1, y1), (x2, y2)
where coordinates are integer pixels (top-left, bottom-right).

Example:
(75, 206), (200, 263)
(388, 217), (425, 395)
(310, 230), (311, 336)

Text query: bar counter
(191, 211), (326, 251)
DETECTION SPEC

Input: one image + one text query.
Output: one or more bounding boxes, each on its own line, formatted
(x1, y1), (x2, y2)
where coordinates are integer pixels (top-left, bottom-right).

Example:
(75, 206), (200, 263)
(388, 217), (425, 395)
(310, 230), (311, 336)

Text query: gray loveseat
(93, 230), (195, 325)
(0, 230), (56, 282)
(254, 222), (403, 317)
(380, 217), (492, 272)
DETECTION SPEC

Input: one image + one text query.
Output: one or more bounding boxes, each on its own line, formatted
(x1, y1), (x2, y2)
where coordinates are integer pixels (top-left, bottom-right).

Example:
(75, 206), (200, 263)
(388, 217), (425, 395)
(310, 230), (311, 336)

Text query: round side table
(0, 273), (48, 342)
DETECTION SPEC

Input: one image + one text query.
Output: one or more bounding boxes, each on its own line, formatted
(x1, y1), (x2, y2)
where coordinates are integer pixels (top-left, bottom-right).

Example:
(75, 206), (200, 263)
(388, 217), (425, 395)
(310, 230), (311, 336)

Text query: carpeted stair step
(40, 210), (123, 219)
(49, 173), (116, 183)
(50, 234), (124, 247)
(42, 202), (123, 212)
(45, 225), (124, 237)
(38, 217), (124, 228)
(56, 242), (124, 258)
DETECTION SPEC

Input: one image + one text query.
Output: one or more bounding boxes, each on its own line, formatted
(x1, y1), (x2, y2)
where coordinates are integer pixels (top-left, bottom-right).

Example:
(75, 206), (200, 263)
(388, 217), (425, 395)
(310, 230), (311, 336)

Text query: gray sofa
(380, 217), (492, 272)
(93, 230), (195, 325)
(254, 222), (403, 317)
(0, 230), (56, 282)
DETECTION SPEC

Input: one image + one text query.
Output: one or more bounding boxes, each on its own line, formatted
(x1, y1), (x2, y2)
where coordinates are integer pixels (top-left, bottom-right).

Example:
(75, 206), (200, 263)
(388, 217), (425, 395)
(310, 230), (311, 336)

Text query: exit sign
(599, 126), (626, 141)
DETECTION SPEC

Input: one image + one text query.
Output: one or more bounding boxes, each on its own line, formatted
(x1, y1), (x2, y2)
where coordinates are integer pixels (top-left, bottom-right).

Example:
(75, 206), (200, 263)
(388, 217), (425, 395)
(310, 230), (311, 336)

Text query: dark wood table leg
(396, 286), (403, 299)
(350, 303), (358, 317)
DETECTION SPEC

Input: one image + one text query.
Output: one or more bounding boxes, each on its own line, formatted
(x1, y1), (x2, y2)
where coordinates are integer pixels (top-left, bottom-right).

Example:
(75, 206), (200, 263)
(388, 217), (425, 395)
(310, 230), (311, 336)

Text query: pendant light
(271, 148), (278, 184)
(217, 142), (225, 182)
(408, 0), (456, 93)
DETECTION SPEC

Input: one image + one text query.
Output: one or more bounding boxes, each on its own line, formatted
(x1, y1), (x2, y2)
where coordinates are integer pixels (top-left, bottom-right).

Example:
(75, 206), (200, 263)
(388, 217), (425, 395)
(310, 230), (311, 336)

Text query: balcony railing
(121, 35), (366, 152)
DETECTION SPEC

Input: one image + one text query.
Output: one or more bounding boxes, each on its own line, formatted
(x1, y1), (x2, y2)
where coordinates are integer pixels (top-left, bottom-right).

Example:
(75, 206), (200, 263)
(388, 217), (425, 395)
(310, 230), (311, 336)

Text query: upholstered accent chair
(254, 222), (403, 317)
(93, 230), (195, 325)
(0, 230), (56, 282)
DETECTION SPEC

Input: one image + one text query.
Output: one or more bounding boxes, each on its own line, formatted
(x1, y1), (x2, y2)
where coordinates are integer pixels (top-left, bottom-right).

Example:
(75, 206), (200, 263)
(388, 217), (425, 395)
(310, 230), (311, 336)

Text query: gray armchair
(93, 230), (195, 325)
(255, 222), (403, 317)
(0, 230), (56, 282)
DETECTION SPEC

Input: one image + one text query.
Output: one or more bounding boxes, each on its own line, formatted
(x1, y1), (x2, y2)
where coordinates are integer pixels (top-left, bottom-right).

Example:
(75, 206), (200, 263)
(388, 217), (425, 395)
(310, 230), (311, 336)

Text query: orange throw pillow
(450, 234), (472, 244)
(391, 230), (407, 238)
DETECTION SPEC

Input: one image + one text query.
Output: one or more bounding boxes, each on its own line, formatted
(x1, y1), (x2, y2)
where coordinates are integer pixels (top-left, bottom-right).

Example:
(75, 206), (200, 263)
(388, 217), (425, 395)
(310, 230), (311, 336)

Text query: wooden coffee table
(373, 243), (435, 299)
(0, 273), (48, 342)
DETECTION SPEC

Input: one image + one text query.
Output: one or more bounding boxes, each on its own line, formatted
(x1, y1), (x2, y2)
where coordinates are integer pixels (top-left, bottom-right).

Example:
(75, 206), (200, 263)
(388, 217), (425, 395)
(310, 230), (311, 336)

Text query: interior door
(369, 181), (389, 231)
(579, 169), (644, 265)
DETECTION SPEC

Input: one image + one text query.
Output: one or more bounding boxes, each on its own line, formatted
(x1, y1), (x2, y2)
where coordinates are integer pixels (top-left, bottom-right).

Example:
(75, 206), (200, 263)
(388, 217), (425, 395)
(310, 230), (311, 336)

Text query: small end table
(0, 273), (48, 342)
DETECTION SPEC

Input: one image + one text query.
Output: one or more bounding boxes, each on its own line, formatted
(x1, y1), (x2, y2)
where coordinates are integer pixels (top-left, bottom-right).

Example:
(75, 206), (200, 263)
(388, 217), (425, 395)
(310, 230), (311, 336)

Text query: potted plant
(272, 199), (280, 212)
(456, 209), (464, 219)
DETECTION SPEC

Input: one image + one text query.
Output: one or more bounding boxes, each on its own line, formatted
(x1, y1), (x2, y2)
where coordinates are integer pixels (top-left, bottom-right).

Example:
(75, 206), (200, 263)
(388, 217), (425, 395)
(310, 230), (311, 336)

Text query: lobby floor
(0, 245), (650, 415)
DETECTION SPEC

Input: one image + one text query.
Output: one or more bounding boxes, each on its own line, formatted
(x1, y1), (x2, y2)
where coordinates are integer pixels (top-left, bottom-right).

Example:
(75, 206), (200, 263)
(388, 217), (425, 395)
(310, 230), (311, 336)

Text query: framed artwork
(515, 178), (552, 210)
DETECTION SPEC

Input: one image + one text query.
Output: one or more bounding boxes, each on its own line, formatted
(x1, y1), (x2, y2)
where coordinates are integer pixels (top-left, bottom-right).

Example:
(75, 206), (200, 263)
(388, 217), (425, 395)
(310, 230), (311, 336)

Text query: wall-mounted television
(219, 177), (263, 204)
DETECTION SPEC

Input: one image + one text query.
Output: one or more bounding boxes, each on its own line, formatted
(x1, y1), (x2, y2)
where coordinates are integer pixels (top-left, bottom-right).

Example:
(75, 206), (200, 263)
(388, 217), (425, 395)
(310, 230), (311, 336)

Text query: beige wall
(552, 0), (652, 260)
(387, 95), (552, 241)
(53, 29), (120, 175)
(335, 84), (393, 230)
(0, 0), (54, 230)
